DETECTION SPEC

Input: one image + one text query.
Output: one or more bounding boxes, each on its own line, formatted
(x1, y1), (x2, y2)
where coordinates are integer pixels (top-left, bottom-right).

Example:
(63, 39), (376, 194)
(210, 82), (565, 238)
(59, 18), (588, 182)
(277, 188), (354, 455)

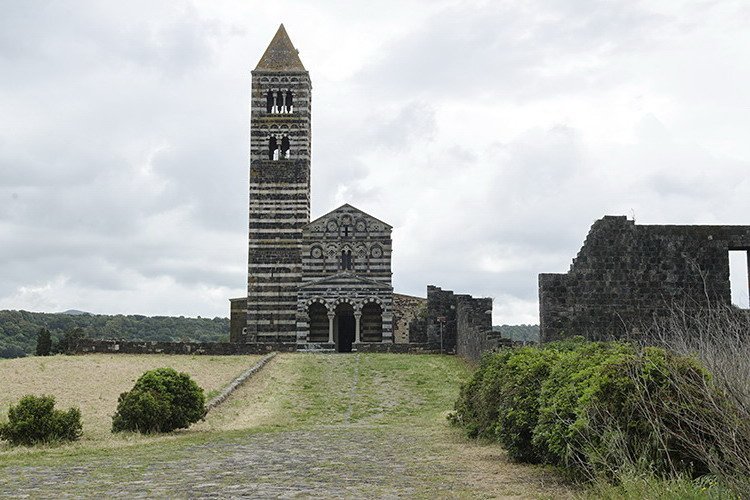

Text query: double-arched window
(265, 90), (294, 114)
(268, 135), (290, 160)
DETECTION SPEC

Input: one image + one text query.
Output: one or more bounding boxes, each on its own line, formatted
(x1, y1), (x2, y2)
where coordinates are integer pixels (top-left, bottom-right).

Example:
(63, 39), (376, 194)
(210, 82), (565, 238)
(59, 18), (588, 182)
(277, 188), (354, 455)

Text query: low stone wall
(205, 352), (277, 412)
(353, 342), (442, 354)
(75, 339), (296, 355)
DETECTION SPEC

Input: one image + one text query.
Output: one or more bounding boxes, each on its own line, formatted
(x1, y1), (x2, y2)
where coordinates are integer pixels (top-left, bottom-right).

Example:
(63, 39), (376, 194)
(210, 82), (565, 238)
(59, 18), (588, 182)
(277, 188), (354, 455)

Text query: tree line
(0, 310), (229, 359)
(493, 324), (539, 342)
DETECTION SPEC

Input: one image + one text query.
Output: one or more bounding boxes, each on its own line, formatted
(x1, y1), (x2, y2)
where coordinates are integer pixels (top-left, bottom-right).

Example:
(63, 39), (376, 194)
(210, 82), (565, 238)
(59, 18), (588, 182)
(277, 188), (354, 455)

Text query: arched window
(277, 90), (285, 113)
(281, 135), (290, 159)
(269, 136), (278, 160)
(340, 250), (353, 270)
(286, 90), (294, 113)
(266, 90), (274, 113)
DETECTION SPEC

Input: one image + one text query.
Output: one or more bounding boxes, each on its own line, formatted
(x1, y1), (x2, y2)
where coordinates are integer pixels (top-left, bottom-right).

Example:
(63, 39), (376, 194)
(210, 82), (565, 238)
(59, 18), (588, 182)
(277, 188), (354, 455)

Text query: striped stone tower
(246, 25), (311, 342)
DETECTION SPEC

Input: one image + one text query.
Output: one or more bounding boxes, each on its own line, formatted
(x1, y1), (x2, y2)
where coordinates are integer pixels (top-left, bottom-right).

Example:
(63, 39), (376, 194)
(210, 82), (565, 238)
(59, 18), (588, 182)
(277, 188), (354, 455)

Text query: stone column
(354, 312), (362, 343)
(328, 312), (335, 344)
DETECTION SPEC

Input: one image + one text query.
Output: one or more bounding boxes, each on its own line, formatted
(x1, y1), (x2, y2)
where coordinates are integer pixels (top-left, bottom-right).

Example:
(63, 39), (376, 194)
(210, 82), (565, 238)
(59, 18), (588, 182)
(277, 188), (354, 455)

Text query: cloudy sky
(2, 0), (749, 322)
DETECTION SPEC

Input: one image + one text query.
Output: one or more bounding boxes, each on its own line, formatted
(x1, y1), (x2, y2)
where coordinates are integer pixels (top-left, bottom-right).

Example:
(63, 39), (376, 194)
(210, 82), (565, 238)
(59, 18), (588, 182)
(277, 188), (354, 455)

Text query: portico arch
(334, 302), (355, 352)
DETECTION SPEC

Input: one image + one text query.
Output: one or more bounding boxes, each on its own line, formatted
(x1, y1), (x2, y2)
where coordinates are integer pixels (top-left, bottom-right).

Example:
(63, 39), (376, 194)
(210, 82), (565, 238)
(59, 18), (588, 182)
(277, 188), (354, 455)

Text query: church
(229, 25), (394, 352)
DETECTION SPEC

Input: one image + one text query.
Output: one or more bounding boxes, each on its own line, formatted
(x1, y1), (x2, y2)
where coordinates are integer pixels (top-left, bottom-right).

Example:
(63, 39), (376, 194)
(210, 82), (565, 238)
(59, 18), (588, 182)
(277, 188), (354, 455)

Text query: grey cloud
(354, 0), (664, 99)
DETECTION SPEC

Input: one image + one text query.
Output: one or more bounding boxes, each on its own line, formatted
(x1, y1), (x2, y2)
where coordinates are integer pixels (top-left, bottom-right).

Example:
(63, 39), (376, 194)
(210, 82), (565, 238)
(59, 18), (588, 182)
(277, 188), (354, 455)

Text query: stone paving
(1, 426), (565, 498)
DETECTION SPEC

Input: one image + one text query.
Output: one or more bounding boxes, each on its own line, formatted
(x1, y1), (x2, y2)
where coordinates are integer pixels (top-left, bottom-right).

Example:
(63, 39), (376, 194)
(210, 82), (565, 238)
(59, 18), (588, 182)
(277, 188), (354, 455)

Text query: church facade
(229, 25), (393, 352)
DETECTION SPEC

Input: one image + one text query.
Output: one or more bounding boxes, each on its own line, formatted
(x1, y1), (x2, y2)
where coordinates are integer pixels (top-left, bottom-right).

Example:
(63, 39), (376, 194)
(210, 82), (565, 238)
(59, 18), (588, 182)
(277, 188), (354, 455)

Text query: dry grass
(0, 354), (260, 441)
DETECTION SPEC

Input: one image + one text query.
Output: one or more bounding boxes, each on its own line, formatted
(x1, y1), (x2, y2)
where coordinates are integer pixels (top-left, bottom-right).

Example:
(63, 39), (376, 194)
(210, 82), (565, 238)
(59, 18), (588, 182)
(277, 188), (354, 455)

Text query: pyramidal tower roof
(254, 24), (306, 72)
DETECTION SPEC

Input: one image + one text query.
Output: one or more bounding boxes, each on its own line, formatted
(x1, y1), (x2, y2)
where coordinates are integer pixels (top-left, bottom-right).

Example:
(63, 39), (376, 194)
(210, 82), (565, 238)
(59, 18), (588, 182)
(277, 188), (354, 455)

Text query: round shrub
(0, 395), (82, 446)
(112, 367), (206, 434)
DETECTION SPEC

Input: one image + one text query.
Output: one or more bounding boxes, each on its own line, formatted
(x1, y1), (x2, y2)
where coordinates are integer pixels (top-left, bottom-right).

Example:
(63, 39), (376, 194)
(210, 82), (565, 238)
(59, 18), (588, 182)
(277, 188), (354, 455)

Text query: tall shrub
(36, 327), (52, 356)
(112, 367), (205, 434)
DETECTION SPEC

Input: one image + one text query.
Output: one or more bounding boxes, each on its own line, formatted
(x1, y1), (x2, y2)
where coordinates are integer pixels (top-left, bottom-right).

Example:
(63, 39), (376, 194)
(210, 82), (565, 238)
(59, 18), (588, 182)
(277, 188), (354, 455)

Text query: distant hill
(0, 310), (229, 359)
(493, 324), (539, 343)
(59, 309), (90, 316)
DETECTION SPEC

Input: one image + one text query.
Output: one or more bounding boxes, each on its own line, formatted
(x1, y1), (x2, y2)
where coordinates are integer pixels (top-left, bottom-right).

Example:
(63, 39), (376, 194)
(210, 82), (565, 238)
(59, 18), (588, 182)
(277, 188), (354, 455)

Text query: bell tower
(246, 24), (312, 342)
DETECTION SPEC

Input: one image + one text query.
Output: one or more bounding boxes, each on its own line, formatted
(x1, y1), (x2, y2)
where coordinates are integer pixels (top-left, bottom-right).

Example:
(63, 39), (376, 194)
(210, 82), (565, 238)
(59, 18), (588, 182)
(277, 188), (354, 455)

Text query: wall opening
(729, 250), (750, 308)
(335, 303), (355, 352)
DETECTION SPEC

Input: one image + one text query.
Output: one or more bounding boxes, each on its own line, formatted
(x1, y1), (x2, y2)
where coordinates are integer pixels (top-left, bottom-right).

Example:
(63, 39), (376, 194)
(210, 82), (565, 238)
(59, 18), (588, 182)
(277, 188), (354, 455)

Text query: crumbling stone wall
(539, 215), (750, 342)
(455, 296), (497, 362)
(407, 285), (497, 360)
(392, 293), (427, 344)
(229, 298), (247, 343)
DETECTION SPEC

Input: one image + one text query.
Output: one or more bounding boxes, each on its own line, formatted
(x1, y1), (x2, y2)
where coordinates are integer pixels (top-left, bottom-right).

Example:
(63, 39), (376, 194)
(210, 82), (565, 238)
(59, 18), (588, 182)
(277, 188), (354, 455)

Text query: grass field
(0, 353), (573, 497)
(0, 354), (260, 440)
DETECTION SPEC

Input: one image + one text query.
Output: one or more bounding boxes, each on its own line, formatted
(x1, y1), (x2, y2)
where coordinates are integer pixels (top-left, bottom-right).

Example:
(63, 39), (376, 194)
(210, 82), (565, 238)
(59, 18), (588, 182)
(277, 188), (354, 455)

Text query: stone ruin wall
(405, 285), (500, 362)
(539, 215), (750, 342)
(392, 293), (427, 344)
(455, 295), (497, 362)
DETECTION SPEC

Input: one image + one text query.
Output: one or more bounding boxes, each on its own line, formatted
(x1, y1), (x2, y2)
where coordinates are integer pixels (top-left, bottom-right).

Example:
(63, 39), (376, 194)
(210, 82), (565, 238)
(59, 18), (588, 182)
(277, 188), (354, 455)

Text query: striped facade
(297, 205), (394, 351)
(246, 25), (311, 342)
(241, 25), (394, 351)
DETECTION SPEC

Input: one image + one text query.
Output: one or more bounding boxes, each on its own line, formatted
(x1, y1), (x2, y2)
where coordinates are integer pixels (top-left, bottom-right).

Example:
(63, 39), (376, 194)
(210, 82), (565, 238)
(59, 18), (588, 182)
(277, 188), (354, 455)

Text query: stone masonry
(406, 285), (497, 360)
(539, 215), (750, 342)
(237, 25), (396, 352)
(246, 24), (312, 343)
(392, 293), (427, 343)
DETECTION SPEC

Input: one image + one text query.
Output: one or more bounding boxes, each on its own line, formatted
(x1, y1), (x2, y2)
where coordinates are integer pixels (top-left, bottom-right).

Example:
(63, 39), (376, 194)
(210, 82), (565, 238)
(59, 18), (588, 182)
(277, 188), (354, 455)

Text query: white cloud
(1, 1), (749, 325)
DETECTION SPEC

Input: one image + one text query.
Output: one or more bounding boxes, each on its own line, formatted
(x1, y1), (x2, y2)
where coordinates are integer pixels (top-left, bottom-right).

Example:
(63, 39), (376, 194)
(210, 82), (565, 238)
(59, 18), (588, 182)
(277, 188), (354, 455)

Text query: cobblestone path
(0, 354), (571, 498)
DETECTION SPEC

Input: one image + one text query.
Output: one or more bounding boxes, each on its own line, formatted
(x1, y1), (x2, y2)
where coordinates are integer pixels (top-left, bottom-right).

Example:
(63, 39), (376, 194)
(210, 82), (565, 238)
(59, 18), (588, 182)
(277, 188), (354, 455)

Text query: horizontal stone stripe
(249, 223), (307, 230)
(248, 265), (302, 270)
(247, 305), (300, 312)
(247, 291), (301, 297)
(249, 217), (309, 223)
(248, 272), (302, 278)
(248, 239), (303, 245)
(249, 189), (311, 196)
(249, 209), (309, 215)
(247, 320), (297, 326)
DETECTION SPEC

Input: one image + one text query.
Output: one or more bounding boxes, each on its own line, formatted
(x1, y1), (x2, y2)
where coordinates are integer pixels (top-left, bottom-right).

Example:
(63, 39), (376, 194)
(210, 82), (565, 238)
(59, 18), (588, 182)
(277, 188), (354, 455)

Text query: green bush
(451, 346), (560, 462)
(112, 367), (206, 434)
(451, 339), (718, 480)
(0, 395), (82, 446)
(532, 341), (637, 468)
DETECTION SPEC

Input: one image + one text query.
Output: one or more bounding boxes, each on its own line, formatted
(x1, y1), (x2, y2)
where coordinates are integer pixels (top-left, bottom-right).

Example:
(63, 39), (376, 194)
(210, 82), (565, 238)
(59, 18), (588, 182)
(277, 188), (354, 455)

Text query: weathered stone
(539, 215), (750, 342)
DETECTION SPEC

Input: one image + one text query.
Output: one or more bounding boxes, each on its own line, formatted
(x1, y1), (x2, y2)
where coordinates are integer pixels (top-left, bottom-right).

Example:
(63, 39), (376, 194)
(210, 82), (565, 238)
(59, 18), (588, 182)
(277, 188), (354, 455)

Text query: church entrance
(335, 303), (355, 353)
